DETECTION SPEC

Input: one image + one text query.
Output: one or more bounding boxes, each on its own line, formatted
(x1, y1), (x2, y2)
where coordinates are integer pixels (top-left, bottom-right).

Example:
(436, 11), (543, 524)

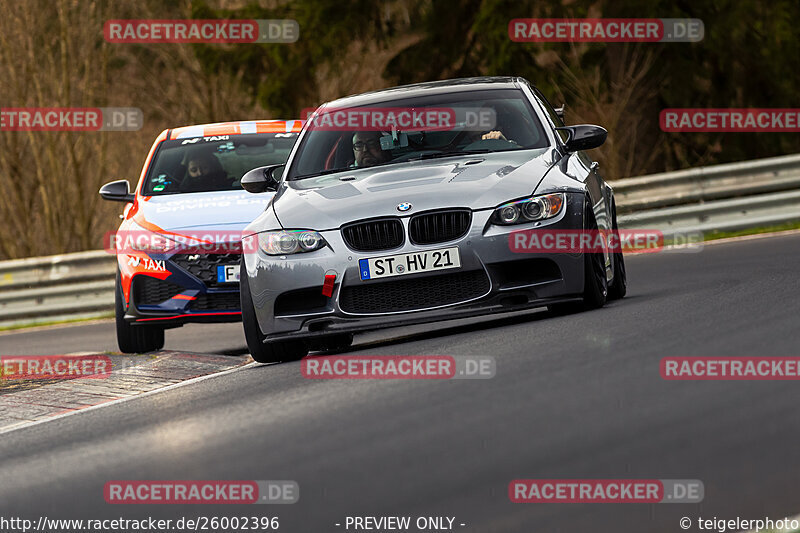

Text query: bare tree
(0, 0), (271, 260)
(547, 43), (663, 180)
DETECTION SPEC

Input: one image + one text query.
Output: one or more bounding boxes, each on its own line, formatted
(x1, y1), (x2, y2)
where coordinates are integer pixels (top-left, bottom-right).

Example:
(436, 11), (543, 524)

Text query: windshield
(142, 132), (299, 195)
(288, 89), (548, 180)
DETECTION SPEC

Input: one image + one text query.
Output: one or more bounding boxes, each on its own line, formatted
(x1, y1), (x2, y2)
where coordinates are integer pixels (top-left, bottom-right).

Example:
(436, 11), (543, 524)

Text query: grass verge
(702, 220), (800, 241)
(0, 312), (114, 333)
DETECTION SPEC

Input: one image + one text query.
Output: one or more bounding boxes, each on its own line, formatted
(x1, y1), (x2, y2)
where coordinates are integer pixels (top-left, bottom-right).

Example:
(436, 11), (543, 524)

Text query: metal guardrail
(1, 153), (800, 327)
(0, 251), (116, 328)
(620, 190), (800, 238)
(611, 153), (800, 213)
(613, 153), (800, 237)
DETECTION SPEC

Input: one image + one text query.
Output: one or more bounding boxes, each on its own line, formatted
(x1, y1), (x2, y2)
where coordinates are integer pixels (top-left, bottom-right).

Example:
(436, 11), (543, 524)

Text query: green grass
(0, 312), (114, 333)
(657, 221), (800, 248)
(702, 220), (800, 241)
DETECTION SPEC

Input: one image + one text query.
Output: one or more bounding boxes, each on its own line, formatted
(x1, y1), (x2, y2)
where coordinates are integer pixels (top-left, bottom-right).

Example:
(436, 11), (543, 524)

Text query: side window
(533, 89), (569, 144)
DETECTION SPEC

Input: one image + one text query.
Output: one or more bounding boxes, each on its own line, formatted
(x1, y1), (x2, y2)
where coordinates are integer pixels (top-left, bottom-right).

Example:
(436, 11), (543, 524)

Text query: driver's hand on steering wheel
(481, 130), (507, 141)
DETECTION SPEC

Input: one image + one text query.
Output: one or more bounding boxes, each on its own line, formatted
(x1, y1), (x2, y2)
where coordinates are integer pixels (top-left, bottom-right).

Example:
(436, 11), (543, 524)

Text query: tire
(582, 235), (609, 309)
(548, 198), (608, 314)
(240, 257), (308, 364)
(115, 270), (164, 353)
(607, 201), (627, 300)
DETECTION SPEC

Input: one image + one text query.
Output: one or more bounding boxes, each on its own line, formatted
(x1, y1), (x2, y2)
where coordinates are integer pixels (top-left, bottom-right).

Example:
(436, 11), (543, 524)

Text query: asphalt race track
(2, 233), (800, 532)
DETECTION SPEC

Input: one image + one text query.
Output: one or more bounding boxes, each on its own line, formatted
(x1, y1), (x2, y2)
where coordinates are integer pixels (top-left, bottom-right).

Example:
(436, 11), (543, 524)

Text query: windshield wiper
(291, 168), (349, 180)
(292, 150), (491, 179)
(292, 159), (405, 180)
(407, 149), (490, 162)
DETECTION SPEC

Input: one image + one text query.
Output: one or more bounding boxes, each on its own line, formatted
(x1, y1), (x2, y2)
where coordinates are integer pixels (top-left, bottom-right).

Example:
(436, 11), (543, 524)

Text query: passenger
(481, 130), (509, 141)
(471, 104), (514, 142)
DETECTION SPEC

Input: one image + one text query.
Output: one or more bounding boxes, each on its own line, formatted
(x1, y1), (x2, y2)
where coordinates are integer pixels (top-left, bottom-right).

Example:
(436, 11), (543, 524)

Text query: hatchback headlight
(258, 230), (327, 255)
(491, 193), (565, 226)
(122, 221), (178, 253)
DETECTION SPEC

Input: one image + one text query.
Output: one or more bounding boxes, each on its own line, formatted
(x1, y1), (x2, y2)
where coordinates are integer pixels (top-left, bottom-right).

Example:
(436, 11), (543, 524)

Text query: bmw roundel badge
(397, 202), (412, 212)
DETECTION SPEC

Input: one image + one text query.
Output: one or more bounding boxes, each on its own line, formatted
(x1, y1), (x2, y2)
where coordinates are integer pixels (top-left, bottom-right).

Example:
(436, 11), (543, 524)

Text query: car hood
(136, 190), (273, 232)
(274, 149), (559, 229)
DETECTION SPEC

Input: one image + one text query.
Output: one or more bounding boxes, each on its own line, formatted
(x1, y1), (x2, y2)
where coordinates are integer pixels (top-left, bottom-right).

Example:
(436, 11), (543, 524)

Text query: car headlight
(122, 221), (178, 253)
(491, 193), (565, 226)
(258, 230), (327, 255)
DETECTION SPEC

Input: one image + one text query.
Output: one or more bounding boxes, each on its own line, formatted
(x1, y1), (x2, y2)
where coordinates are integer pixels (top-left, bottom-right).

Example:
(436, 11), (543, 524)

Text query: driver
(352, 131), (390, 168)
(180, 151), (229, 192)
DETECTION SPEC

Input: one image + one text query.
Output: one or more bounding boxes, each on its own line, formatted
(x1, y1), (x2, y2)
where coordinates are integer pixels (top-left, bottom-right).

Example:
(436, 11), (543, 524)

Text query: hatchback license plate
(217, 264), (240, 283)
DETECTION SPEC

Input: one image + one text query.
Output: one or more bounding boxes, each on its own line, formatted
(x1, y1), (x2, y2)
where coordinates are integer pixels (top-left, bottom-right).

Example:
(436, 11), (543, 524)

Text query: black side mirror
(99, 180), (135, 203)
(555, 124), (607, 152)
(241, 165), (283, 193)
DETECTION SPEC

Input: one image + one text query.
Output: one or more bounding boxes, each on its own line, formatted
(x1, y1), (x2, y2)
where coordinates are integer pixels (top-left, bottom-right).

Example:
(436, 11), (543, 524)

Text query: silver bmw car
(239, 77), (626, 363)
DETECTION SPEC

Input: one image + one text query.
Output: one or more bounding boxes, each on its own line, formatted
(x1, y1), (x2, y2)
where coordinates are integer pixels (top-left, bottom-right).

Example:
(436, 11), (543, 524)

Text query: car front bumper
(244, 192), (587, 342)
(119, 252), (242, 327)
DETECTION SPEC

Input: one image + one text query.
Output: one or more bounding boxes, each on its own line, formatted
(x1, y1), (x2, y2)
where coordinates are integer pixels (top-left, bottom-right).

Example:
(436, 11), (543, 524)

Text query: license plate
(216, 264), (240, 283)
(359, 247), (460, 280)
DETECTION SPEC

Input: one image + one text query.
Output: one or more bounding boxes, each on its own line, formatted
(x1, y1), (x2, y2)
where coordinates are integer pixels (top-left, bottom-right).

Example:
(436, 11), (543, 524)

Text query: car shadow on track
(331, 307), (557, 354)
(320, 295), (638, 355)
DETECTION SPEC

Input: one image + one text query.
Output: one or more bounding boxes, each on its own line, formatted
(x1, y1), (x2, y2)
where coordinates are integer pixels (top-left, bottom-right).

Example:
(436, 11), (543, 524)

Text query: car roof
(167, 119), (304, 140)
(321, 76), (529, 109)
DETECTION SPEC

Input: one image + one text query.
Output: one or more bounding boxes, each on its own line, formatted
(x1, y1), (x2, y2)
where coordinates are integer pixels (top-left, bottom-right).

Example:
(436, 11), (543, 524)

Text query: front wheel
(582, 239), (608, 308)
(607, 202), (627, 300)
(548, 199), (608, 314)
(240, 257), (308, 364)
(115, 270), (164, 353)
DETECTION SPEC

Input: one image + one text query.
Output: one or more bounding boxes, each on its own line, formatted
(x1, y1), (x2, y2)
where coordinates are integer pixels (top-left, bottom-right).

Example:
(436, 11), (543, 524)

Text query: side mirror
(241, 165), (283, 193)
(555, 124), (607, 152)
(99, 180), (135, 203)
